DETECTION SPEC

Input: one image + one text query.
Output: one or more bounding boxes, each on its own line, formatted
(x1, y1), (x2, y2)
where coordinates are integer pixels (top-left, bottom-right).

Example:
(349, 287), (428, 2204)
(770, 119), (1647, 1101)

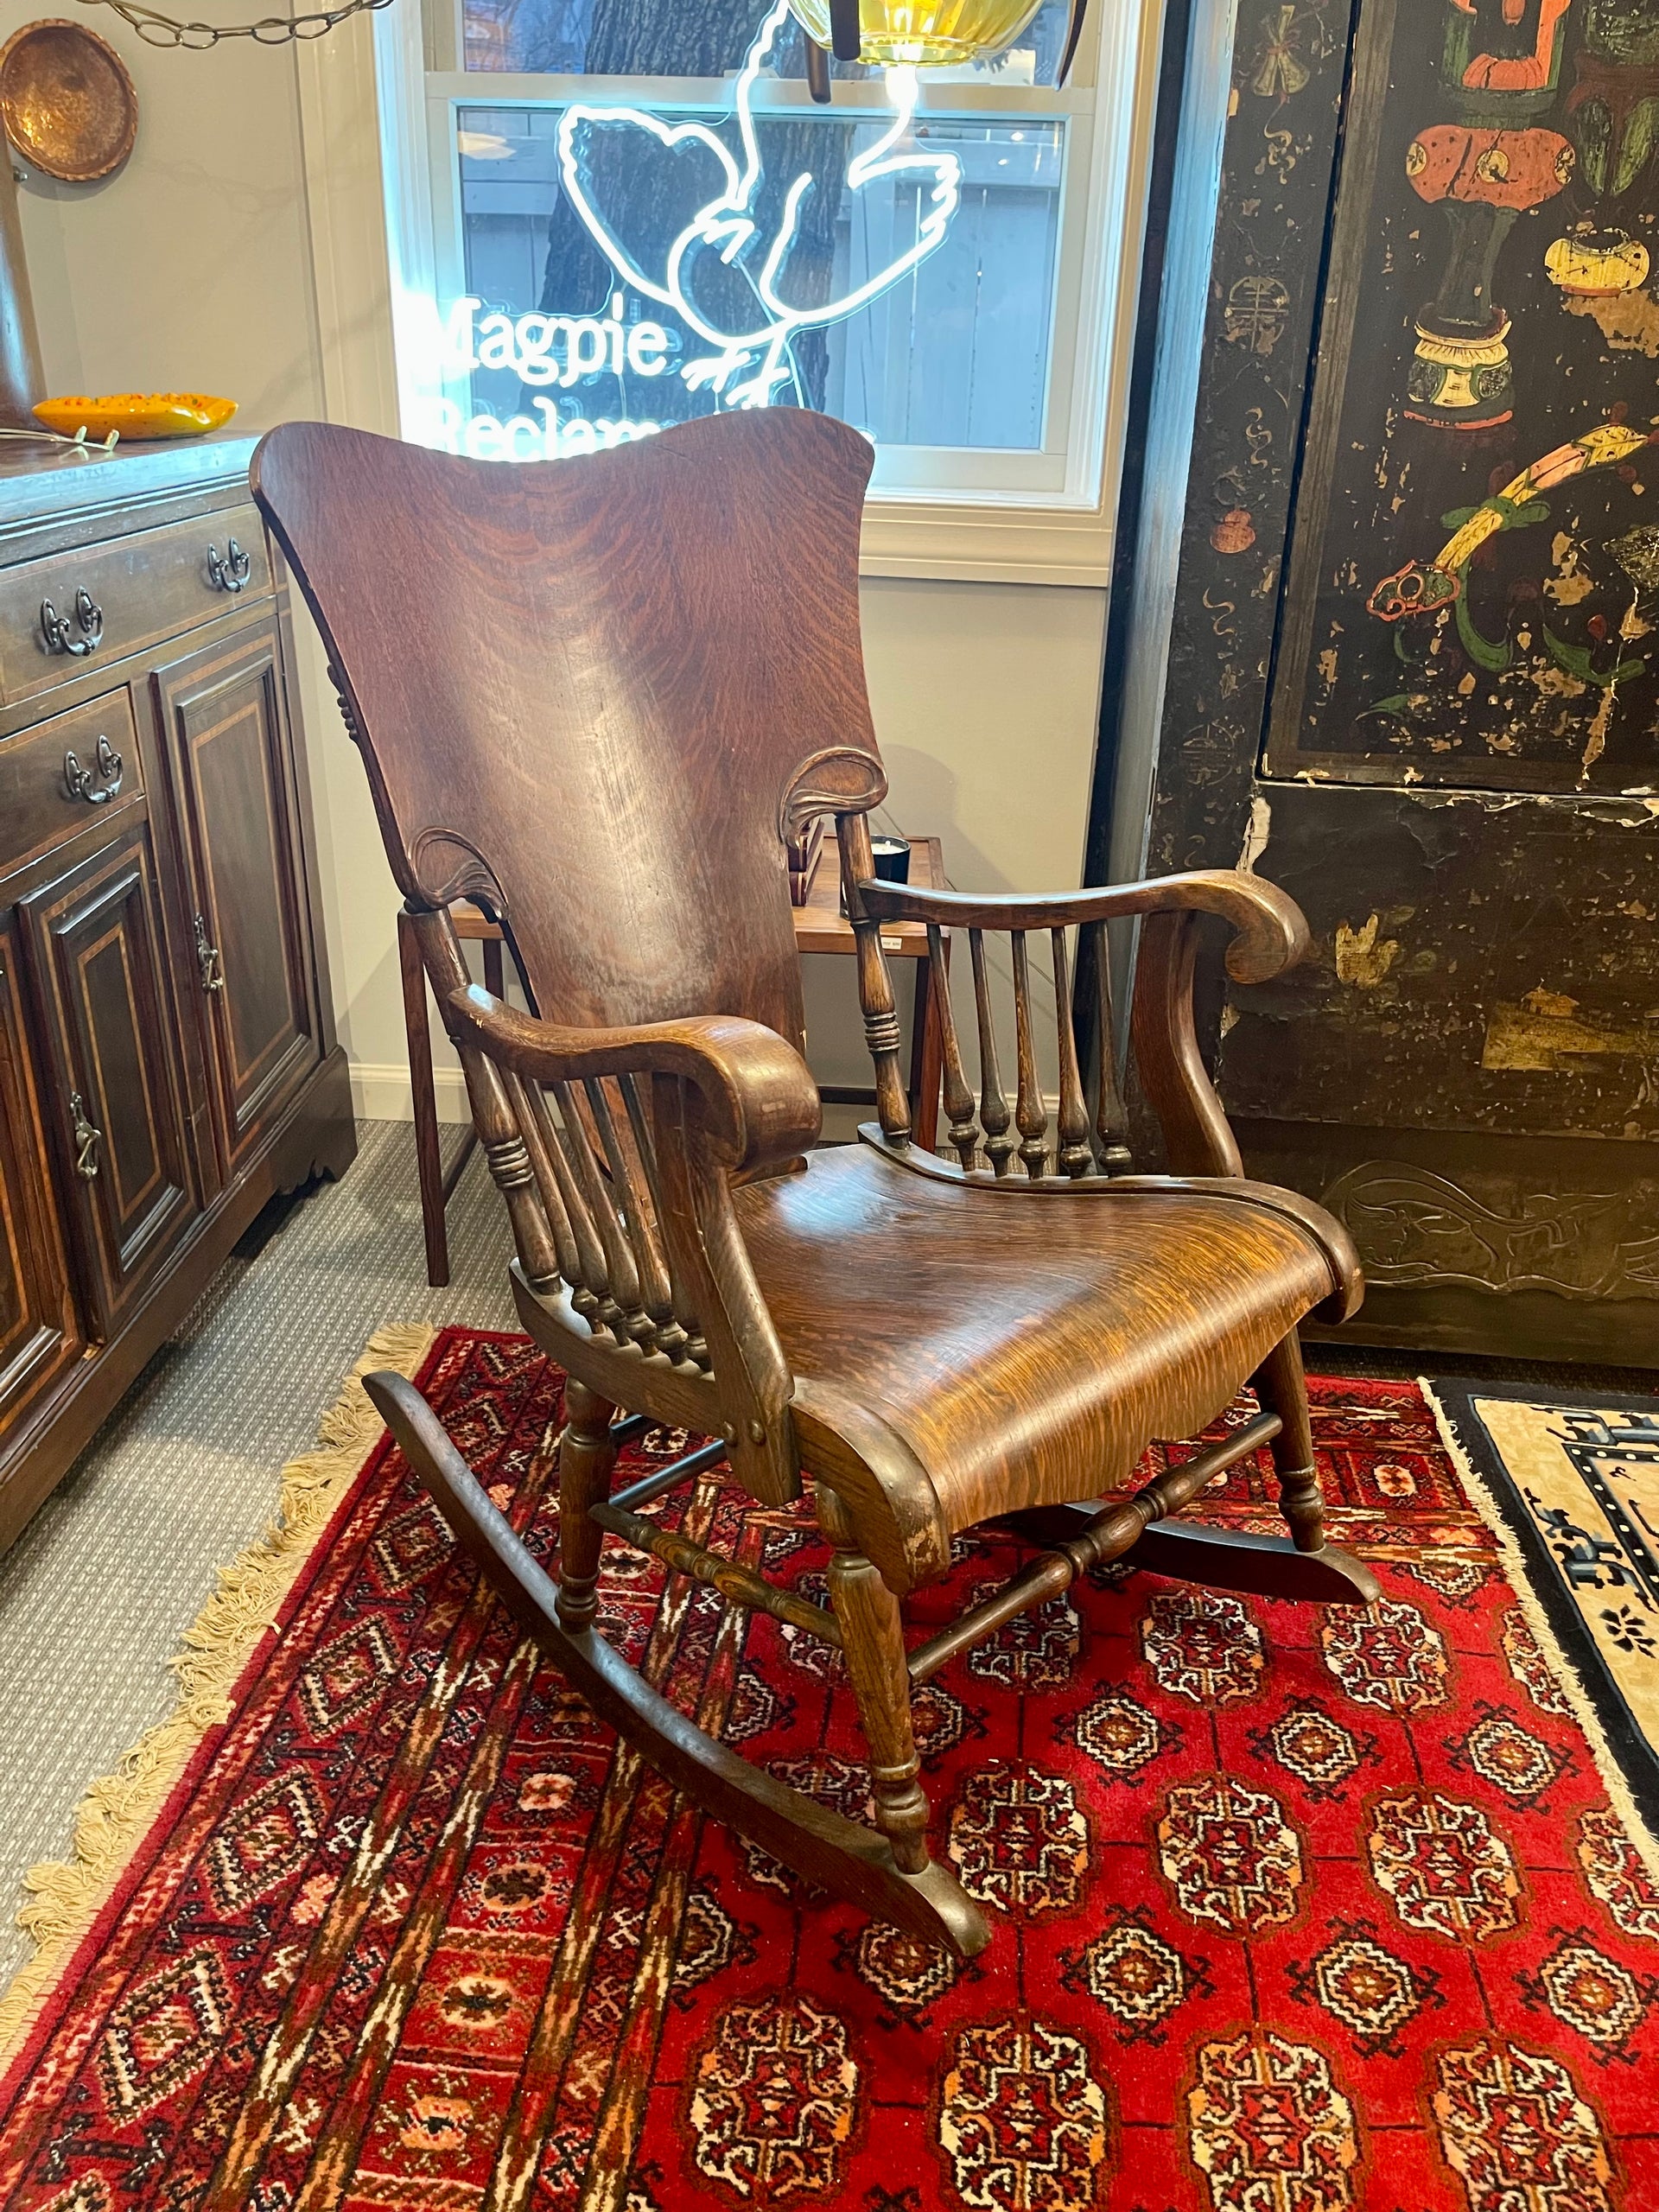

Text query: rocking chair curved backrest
(253, 411), (885, 1052)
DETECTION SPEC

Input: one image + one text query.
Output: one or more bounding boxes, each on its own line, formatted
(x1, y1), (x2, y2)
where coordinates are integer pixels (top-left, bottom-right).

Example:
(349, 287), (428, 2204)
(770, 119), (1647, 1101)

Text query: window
(376, 0), (1155, 574)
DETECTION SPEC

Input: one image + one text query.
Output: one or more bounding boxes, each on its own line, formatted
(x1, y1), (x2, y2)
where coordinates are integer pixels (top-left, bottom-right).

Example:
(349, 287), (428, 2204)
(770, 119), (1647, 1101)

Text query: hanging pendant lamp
(793, 0), (1088, 92)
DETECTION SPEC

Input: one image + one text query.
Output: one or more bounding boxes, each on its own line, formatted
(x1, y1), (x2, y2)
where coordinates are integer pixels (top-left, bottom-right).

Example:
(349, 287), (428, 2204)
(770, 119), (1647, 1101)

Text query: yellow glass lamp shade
(34, 393), (238, 442)
(789, 0), (1043, 67)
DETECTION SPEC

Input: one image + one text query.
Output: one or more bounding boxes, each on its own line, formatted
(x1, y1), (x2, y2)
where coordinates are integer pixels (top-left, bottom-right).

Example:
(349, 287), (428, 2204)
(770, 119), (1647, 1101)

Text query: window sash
(423, 74), (1097, 498)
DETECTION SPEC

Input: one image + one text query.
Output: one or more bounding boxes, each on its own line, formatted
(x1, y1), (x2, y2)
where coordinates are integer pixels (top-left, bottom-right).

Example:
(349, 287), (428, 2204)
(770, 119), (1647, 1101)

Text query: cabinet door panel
(0, 912), (81, 1423)
(23, 829), (199, 1334)
(157, 622), (319, 1170)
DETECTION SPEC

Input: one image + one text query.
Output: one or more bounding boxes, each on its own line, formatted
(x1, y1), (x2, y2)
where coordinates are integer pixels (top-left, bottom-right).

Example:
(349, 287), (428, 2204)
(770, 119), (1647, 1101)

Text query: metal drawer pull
(63, 732), (124, 806)
(206, 538), (251, 594)
(194, 912), (226, 992)
(41, 587), (104, 657)
(70, 1091), (102, 1179)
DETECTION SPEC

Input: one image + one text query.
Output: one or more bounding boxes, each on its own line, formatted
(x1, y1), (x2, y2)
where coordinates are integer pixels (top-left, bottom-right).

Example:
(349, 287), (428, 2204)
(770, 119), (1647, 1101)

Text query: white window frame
(302, 0), (1165, 584)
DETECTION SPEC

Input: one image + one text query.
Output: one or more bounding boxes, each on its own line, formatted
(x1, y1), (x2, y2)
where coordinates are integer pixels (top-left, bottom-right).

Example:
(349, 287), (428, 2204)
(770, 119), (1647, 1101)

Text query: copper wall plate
(0, 21), (137, 184)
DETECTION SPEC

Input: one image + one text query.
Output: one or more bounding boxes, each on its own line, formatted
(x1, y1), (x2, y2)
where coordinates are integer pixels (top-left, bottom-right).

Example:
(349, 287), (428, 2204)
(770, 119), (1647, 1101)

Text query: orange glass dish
(788, 0), (1042, 67)
(33, 393), (238, 442)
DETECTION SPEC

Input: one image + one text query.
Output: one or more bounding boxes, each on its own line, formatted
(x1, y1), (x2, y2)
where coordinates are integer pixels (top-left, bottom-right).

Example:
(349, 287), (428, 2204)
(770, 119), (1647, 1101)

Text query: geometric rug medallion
(2, 1326), (1656, 2211)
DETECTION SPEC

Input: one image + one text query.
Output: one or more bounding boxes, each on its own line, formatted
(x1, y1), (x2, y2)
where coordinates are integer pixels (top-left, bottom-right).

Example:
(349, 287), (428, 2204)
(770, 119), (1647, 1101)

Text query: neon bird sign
(418, 0), (964, 461)
(557, 0), (963, 411)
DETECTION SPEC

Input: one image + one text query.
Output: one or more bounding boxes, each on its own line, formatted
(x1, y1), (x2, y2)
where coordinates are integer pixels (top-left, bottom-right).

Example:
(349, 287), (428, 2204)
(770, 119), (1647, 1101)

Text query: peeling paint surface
(1239, 793), (1273, 873)
(1334, 913), (1402, 988)
(1221, 787), (1659, 1137)
(1482, 1001), (1659, 1071)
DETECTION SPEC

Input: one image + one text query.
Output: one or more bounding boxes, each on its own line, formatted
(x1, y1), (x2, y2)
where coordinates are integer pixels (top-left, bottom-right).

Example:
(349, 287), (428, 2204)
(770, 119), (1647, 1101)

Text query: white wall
(804, 576), (1107, 1094)
(10, 21), (1108, 1116)
(15, 36), (322, 421)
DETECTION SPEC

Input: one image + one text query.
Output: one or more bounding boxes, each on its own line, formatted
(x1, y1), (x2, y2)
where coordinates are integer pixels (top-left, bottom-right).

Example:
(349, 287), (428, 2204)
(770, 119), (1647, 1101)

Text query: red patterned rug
(3, 1325), (1657, 2212)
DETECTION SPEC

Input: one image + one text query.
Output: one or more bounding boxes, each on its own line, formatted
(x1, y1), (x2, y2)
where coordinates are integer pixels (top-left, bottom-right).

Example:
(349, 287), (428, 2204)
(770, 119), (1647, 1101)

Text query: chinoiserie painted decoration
(1266, 0), (1659, 793)
(1126, 0), (1659, 1369)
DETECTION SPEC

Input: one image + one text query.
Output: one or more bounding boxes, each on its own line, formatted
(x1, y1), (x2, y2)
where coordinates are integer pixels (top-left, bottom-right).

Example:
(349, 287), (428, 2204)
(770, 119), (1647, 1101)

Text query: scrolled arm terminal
(442, 986), (823, 1179)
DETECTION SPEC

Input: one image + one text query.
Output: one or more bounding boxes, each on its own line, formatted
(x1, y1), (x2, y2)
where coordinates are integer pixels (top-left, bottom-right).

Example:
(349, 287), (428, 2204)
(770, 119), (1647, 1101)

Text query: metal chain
(71, 0), (394, 48)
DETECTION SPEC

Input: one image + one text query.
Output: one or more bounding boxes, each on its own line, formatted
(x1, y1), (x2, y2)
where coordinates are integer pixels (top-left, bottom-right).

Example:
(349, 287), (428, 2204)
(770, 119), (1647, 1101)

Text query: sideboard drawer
(0, 505), (271, 708)
(0, 685), (142, 873)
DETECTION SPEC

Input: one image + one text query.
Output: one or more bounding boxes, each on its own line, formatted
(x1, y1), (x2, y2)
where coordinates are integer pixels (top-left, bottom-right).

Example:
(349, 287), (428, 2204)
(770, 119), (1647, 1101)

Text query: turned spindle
(1051, 927), (1093, 1178)
(927, 923), (979, 1166)
(969, 928), (1016, 1175)
(1010, 931), (1051, 1178)
(840, 811), (912, 1143)
(1087, 918), (1134, 1175)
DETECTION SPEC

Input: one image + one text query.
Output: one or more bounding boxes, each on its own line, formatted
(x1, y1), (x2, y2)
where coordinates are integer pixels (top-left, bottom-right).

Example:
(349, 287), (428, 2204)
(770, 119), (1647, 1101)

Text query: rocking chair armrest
(853, 869), (1308, 985)
(443, 986), (823, 1177)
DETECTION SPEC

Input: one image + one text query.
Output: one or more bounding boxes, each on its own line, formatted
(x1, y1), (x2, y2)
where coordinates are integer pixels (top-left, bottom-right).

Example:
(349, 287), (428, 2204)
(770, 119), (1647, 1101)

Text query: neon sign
(416, 0), (963, 461)
(419, 391), (665, 461)
(557, 0), (962, 411)
(439, 294), (673, 387)
(416, 294), (671, 459)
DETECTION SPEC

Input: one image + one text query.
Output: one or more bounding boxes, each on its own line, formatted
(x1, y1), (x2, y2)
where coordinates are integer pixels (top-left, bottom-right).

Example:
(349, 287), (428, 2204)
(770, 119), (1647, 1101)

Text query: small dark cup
(842, 833), (912, 915)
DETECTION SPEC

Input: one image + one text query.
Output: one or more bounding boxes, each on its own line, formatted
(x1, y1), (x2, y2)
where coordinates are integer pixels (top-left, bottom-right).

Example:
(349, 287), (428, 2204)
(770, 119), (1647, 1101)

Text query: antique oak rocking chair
(252, 410), (1375, 1960)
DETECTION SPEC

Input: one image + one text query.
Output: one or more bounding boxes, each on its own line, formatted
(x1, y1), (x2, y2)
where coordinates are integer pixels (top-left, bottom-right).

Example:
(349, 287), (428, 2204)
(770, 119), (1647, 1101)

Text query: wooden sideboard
(0, 434), (354, 1549)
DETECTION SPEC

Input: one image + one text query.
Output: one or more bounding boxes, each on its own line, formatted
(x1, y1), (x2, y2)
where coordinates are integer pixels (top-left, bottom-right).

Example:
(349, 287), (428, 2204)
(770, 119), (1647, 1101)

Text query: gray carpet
(0, 1121), (514, 1995)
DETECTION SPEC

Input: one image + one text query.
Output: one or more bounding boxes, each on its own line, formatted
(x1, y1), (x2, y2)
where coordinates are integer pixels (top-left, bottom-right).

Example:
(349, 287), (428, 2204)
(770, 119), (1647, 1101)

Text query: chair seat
(736, 1141), (1351, 1535)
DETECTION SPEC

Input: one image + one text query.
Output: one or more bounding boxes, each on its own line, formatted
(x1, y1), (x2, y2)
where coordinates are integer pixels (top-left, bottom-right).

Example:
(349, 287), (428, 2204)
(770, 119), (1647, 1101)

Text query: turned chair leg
(1254, 1332), (1324, 1554)
(556, 1377), (618, 1630)
(819, 1484), (931, 1875)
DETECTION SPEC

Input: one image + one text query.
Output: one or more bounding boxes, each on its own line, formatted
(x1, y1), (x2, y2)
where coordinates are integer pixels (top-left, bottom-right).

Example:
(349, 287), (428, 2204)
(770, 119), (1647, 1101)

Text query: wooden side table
(399, 835), (947, 1285)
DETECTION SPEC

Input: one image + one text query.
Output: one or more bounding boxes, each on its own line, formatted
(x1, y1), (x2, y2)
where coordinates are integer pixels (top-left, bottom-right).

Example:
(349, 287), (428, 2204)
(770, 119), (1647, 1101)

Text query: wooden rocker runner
(252, 410), (1377, 1960)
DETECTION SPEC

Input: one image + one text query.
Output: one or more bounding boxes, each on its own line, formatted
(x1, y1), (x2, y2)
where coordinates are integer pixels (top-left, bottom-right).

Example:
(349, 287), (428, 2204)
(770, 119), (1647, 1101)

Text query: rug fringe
(0, 1323), (437, 2067)
(1421, 1376), (1659, 1886)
